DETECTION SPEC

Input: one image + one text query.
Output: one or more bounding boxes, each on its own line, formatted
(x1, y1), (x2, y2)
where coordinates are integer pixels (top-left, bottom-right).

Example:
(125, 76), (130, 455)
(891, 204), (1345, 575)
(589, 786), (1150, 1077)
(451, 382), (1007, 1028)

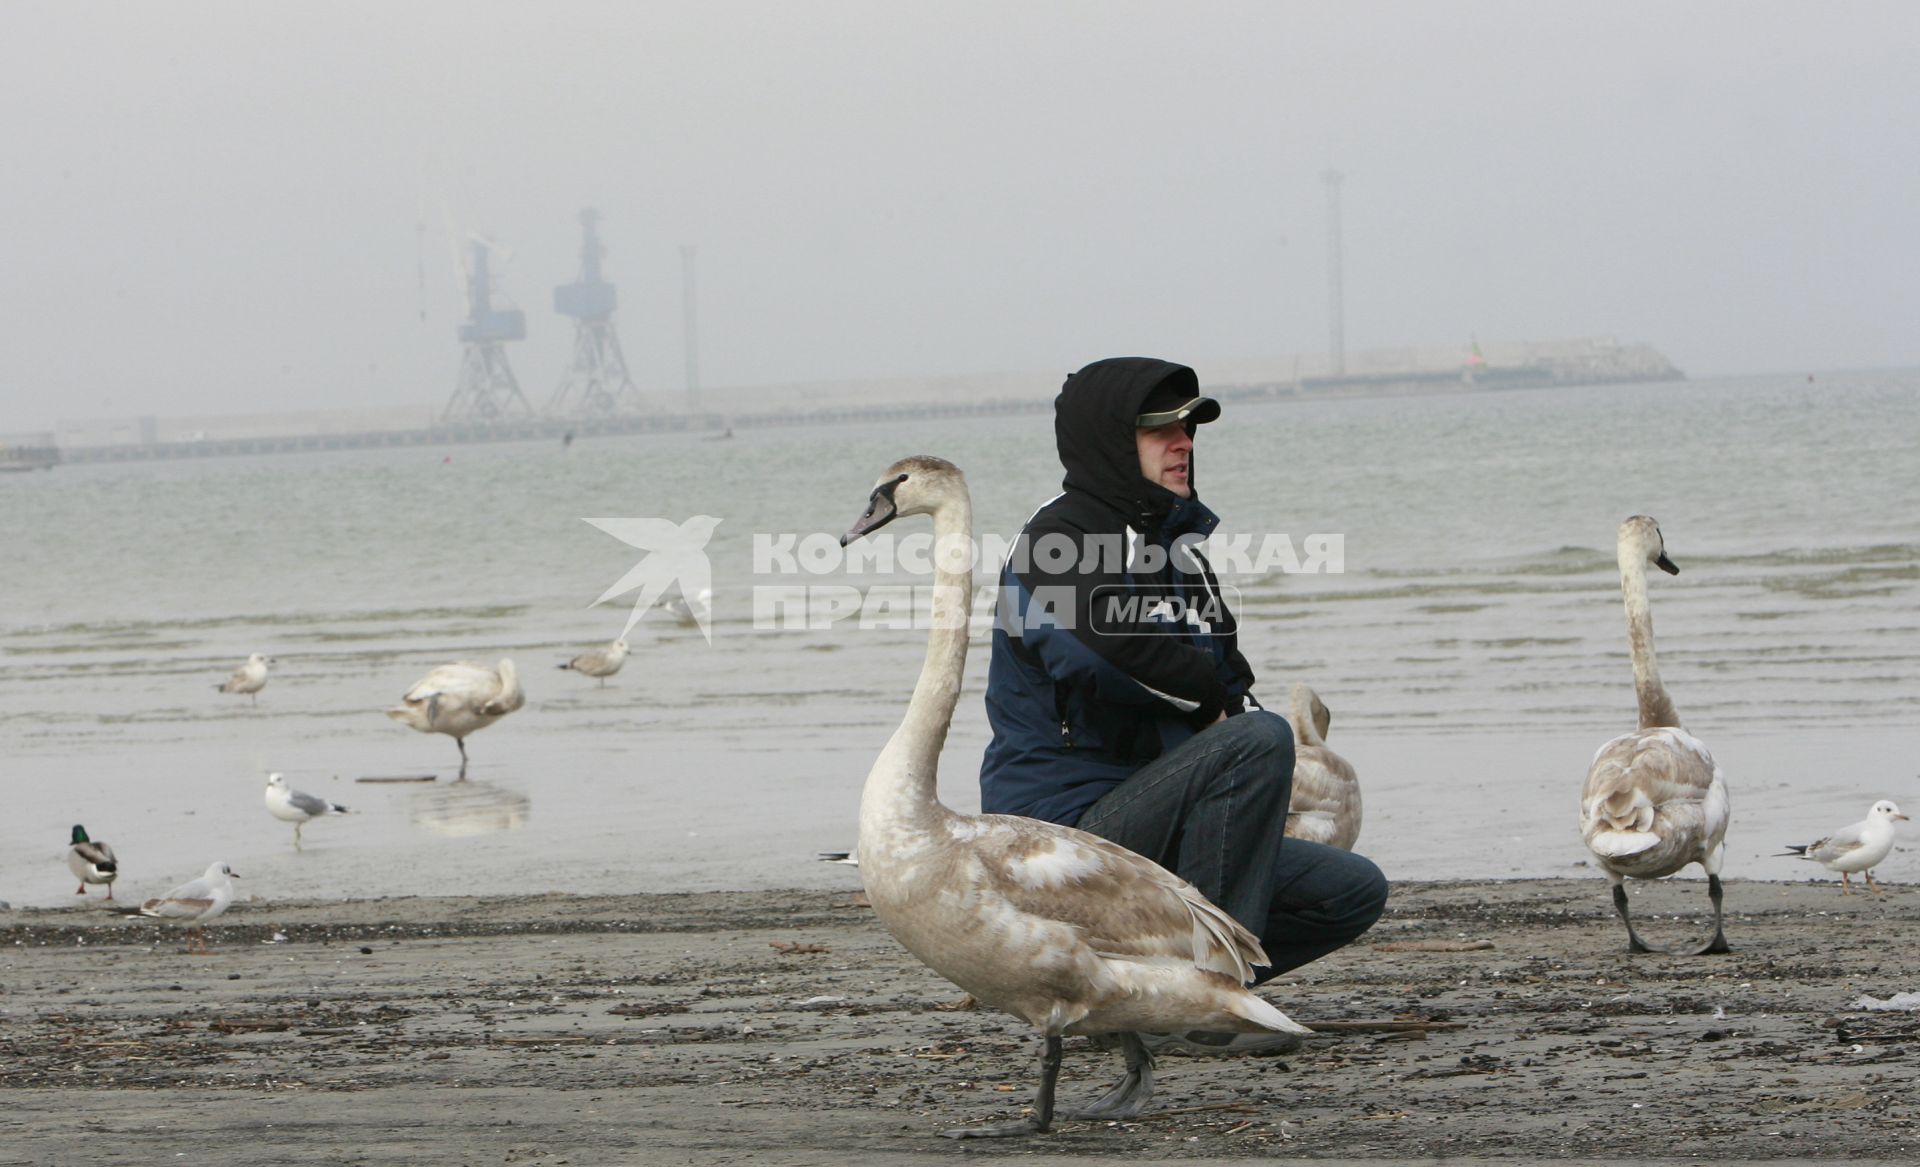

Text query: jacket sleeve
(1010, 520), (1229, 726)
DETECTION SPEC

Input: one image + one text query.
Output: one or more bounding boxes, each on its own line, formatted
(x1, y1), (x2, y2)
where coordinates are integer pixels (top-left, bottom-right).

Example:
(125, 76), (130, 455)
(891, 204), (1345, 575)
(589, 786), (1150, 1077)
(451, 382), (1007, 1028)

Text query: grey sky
(2, 1), (1915, 431)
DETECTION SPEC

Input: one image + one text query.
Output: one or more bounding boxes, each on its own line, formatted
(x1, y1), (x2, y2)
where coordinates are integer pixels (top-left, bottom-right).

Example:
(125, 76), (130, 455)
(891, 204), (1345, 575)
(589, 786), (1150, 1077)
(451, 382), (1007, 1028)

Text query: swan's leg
(1611, 884), (1656, 954)
(941, 1034), (1061, 1139)
(1063, 1032), (1156, 1120)
(1695, 873), (1731, 955)
(1615, 877), (1730, 956)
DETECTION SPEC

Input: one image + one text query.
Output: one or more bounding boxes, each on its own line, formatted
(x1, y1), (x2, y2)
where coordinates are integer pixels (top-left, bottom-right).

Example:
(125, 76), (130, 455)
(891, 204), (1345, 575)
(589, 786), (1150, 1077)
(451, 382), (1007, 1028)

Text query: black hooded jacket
(979, 357), (1258, 825)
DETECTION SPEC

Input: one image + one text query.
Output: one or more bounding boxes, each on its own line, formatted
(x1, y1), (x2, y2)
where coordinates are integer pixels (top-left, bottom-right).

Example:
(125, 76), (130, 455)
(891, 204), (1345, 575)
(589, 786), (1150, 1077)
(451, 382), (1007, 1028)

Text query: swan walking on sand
(264, 773), (353, 850)
(385, 659), (525, 779)
(1579, 516), (1731, 955)
(1282, 684), (1363, 850)
(216, 653), (274, 704)
(135, 863), (240, 955)
(842, 456), (1309, 1138)
(67, 824), (119, 900)
(1779, 800), (1908, 896)
(558, 638), (628, 687)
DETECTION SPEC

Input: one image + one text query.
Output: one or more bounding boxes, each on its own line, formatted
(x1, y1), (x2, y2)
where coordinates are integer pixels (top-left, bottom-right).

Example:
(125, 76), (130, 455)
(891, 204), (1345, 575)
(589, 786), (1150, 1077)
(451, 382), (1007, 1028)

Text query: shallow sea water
(3, 369), (1917, 907)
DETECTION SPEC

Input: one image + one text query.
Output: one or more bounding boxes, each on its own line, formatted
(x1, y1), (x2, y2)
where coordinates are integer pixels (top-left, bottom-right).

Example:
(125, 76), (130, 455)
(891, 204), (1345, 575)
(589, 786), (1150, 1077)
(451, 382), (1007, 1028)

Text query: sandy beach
(3, 877), (1915, 1165)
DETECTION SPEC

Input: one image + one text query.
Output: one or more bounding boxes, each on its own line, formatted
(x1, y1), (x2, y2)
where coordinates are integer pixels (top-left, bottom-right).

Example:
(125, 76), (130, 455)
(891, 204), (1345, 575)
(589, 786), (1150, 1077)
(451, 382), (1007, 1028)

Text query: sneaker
(1139, 1029), (1303, 1057)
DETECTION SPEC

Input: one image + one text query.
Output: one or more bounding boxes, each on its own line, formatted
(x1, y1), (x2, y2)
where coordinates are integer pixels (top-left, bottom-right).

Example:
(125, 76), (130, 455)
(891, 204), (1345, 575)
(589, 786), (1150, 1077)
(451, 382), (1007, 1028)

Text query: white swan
(216, 653), (274, 704)
(1779, 800), (1908, 896)
(385, 658), (525, 779)
(558, 638), (628, 687)
(264, 772), (353, 850)
(842, 456), (1308, 1138)
(1579, 516), (1730, 955)
(67, 824), (119, 900)
(136, 862), (240, 954)
(1282, 684), (1362, 850)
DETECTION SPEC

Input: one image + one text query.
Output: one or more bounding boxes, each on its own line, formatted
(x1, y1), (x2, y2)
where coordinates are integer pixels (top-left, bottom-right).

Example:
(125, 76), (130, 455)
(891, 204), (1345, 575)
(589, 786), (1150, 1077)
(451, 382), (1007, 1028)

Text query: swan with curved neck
(842, 455), (1308, 1138)
(1579, 516), (1730, 955)
(1282, 683), (1362, 850)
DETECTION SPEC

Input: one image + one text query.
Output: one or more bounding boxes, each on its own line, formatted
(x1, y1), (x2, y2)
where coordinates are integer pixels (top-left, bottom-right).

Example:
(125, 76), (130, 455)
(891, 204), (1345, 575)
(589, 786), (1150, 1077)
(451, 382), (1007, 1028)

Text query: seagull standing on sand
(264, 773), (353, 850)
(216, 653), (274, 704)
(557, 638), (628, 687)
(135, 863), (240, 954)
(1779, 800), (1909, 896)
(385, 658), (525, 779)
(67, 824), (119, 900)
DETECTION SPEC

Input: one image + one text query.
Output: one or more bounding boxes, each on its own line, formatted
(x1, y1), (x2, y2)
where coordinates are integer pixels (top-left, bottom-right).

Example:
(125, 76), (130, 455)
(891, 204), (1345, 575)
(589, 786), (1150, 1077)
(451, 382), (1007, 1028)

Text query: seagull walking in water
(67, 824), (119, 900)
(135, 863), (241, 954)
(217, 653), (274, 704)
(1779, 800), (1908, 896)
(264, 773), (353, 850)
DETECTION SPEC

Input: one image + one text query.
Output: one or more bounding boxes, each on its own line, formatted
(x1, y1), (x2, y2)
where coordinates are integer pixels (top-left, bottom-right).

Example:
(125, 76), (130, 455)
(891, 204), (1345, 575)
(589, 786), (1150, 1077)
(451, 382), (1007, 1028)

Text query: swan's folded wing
(971, 816), (1267, 982)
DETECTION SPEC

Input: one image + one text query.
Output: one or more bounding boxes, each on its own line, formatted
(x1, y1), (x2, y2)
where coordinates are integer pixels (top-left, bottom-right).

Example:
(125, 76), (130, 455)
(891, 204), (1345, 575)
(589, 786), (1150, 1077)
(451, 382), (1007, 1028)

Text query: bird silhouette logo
(584, 515), (723, 643)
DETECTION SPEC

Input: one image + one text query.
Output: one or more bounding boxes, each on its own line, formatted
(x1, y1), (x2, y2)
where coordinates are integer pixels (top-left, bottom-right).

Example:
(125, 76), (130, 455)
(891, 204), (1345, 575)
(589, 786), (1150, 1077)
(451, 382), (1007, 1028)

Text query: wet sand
(3, 878), (1917, 1165)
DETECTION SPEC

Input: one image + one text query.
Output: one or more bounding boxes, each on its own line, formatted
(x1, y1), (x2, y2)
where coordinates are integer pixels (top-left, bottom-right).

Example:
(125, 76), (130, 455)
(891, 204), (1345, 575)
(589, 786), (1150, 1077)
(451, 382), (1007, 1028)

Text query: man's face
(1136, 421), (1194, 498)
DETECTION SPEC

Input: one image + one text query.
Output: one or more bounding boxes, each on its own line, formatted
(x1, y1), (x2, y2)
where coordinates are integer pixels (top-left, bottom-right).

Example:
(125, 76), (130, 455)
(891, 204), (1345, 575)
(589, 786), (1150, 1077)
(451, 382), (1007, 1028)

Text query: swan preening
(1579, 516), (1731, 955)
(217, 653), (274, 704)
(842, 455), (1308, 1138)
(558, 638), (628, 686)
(385, 658), (525, 779)
(135, 862), (240, 954)
(68, 824), (119, 900)
(264, 772), (353, 849)
(1282, 684), (1362, 851)
(1780, 800), (1908, 896)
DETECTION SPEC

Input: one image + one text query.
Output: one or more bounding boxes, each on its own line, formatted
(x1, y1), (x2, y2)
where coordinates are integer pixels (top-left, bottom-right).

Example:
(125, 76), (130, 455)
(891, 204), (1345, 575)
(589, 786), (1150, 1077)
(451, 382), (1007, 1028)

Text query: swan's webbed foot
(1063, 1032), (1156, 1120)
(940, 1034), (1061, 1139)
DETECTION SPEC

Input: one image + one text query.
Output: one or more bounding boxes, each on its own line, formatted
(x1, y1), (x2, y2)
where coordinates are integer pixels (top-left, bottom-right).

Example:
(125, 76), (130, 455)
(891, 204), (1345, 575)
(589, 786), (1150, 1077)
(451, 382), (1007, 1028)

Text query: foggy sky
(2, 1), (1916, 432)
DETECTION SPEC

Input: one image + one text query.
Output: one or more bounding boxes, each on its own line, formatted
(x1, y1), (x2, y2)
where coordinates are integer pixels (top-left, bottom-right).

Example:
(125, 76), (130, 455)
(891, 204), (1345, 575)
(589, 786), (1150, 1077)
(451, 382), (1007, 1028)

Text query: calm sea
(4, 370), (1916, 909)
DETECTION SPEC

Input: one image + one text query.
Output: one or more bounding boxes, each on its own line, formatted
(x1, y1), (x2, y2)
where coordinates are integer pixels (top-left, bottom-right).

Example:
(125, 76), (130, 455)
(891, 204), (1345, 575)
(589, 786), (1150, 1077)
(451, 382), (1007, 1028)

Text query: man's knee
(1334, 852), (1390, 935)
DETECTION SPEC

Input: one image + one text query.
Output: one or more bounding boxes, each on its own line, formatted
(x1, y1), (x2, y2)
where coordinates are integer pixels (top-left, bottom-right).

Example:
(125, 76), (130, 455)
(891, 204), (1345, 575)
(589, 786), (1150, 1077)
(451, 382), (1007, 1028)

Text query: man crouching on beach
(979, 355), (1388, 1054)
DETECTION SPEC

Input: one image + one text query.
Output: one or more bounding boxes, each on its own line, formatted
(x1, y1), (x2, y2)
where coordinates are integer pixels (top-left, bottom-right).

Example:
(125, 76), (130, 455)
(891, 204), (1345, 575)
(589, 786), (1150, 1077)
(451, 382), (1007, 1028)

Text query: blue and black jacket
(980, 358), (1258, 826)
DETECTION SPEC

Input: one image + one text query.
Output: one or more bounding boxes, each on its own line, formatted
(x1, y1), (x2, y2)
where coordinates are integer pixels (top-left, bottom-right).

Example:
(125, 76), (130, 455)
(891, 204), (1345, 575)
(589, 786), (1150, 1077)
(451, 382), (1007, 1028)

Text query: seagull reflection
(410, 778), (530, 837)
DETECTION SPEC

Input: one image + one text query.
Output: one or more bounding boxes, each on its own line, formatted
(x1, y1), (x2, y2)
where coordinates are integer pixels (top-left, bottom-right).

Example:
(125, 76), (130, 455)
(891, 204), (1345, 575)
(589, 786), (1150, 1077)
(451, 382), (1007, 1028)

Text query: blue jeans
(1075, 710), (1387, 983)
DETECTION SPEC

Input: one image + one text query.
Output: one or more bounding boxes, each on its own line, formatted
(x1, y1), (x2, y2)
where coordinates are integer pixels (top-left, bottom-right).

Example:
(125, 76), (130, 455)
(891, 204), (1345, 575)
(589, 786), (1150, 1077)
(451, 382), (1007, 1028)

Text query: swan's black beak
(841, 474), (907, 546)
(1654, 552), (1679, 576)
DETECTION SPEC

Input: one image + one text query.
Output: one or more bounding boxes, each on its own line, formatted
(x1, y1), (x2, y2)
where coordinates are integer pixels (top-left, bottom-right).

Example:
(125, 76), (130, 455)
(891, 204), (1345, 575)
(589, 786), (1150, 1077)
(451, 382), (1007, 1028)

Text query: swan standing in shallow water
(842, 456), (1308, 1138)
(1579, 516), (1731, 955)
(385, 659), (524, 779)
(136, 862), (240, 954)
(1282, 684), (1362, 850)
(557, 638), (628, 687)
(216, 653), (274, 704)
(1780, 800), (1908, 896)
(264, 773), (353, 850)
(67, 824), (119, 900)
